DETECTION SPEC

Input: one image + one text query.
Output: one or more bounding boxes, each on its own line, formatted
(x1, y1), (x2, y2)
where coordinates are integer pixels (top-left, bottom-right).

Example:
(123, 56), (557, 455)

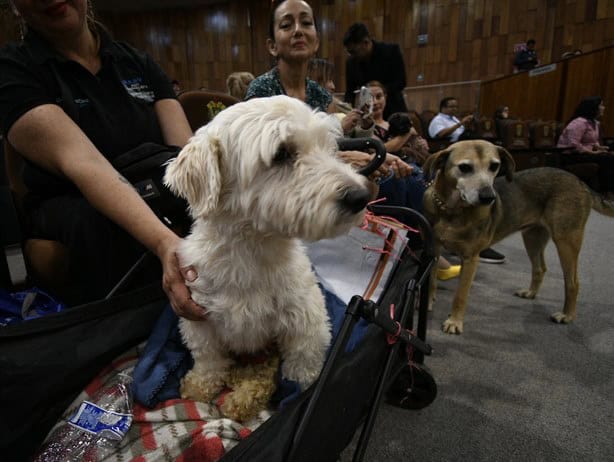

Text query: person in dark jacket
(343, 22), (407, 120)
(514, 39), (538, 71)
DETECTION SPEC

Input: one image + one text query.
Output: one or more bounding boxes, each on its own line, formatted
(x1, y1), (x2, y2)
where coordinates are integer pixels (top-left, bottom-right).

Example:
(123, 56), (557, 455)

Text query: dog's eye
(489, 162), (500, 172)
(458, 164), (473, 174)
(273, 144), (295, 164)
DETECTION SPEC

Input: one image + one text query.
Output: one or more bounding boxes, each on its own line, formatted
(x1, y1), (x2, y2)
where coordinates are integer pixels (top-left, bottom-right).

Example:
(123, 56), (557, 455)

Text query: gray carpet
(342, 212), (614, 461)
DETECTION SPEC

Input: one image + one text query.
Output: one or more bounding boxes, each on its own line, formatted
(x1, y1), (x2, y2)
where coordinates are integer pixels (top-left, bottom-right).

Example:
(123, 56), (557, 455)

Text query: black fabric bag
(0, 283), (167, 461)
(111, 142), (190, 228)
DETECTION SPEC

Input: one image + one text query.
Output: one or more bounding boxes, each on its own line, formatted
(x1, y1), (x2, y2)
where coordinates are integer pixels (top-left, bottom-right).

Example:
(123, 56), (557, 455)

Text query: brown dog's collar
(425, 178), (448, 212)
(432, 191), (448, 212)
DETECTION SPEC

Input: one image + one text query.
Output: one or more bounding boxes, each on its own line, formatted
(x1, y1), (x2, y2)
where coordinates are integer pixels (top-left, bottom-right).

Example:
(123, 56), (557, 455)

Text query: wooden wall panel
(479, 65), (562, 122)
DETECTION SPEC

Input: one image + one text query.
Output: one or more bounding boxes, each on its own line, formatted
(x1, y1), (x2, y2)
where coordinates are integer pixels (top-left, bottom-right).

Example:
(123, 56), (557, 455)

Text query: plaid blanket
(44, 345), (272, 462)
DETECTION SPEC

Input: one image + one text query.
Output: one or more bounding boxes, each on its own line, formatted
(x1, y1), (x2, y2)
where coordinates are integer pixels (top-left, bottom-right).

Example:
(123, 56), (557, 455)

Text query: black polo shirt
(0, 26), (175, 195)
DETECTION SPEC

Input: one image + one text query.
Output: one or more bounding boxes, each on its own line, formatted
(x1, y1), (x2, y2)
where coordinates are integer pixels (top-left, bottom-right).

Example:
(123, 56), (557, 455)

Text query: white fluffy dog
(164, 95), (372, 408)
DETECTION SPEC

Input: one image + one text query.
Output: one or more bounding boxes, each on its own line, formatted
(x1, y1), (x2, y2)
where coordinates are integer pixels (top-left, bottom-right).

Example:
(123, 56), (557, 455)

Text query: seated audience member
(514, 39), (538, 71)
(367, 81), (429, 165)
(557, 96), (609, 153)
(0, 0), (204, 318)
(494, 105), (510, 139)
(246, 0), (393, 175)
(226, 71), (255, 100)
(428, 97), (474, 142)
(494, 106), (510, 120)
(558, 96), (613, 192)
(171, 79), (182, 96)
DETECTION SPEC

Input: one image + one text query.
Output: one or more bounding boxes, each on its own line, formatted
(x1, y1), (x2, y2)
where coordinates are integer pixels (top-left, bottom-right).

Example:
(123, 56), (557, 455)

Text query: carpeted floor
(342, 211), (614, 461)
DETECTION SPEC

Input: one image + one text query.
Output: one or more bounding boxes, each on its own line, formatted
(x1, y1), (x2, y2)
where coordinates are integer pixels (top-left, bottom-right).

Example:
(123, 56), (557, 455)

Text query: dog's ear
(163, 134), (223, 218)
(422, 148), (451, 180)
(496, 146), (515, 182)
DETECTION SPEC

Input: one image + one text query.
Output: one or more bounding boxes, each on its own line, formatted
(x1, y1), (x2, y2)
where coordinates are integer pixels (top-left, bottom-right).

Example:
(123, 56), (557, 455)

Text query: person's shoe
(479, 247), (505, 264)
(437, 265), (461, 281)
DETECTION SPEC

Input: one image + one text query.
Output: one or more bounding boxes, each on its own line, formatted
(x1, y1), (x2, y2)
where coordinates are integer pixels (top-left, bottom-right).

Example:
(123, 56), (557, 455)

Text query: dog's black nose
(340, 188), (370, 214)
(478, 187), (496, 205)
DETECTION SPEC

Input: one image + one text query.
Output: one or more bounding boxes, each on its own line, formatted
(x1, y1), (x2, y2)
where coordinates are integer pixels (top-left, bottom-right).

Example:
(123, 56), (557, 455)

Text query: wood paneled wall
(1, 1), (613, 129)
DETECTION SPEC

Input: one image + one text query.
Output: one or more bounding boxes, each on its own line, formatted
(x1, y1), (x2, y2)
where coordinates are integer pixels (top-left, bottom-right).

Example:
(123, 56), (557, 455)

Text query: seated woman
(494, 105), (510, 140)
(557, 96), (613, 192)
(557, 96), (609, 153)
(0, 0), (203, 317)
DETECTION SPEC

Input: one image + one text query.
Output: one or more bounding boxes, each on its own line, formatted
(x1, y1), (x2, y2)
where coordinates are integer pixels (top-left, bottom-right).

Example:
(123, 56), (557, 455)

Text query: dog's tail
(591, 191), (614, 218)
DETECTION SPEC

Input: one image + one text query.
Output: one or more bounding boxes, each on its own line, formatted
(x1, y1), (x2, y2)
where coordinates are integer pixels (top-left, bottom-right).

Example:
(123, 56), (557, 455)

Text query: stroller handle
(336, 137), (386, 177)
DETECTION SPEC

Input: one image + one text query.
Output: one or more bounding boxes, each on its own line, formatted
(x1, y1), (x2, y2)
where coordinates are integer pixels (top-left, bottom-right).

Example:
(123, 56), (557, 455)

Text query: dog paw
(550, 312), (574, 324)
(442, 317), (463, 334)
(180, 370), (226, 403)
(220, 389), (270, 422)
(515, 289), (537, 299)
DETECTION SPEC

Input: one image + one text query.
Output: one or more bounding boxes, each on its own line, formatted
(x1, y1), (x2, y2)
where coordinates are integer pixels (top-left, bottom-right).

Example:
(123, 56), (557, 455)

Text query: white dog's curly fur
(164, 95), (371, 407)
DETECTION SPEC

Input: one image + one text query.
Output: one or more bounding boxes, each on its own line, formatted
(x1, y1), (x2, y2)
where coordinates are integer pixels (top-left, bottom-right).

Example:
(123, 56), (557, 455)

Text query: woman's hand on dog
(160, 238), (208, 320)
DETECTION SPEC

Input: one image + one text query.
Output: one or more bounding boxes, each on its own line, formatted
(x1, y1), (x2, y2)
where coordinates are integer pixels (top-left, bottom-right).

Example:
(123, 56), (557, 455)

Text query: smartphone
(355, 86), (373, 118)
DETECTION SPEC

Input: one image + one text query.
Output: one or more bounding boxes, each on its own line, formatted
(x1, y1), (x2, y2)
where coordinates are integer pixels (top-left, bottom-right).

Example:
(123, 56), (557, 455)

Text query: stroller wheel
(385, 364), (437, 410)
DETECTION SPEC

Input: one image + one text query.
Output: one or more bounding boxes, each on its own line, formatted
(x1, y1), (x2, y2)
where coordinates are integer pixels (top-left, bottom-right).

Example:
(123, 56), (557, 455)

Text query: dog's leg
(442, 255), (480, 334)
(277, 287), (331, 390)
(515, 227), (550, 299)
(550, 231), (583, 324)
(428, 244), (444, 311)
(179, 321), (234, 402)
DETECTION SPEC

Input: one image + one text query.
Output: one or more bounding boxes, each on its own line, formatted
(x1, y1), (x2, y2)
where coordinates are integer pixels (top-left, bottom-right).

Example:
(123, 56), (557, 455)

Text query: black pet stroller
(0, 139), (437, 462)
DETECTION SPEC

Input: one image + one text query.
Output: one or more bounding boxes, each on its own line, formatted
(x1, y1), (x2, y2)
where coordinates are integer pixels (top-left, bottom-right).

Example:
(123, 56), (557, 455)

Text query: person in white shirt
(428, 97), (474, 142)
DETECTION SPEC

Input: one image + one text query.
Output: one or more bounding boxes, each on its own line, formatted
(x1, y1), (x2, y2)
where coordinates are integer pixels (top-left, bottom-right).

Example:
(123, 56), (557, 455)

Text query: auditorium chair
(474, 116), (498, 142)
(498, 119), (530, 150)
(418, 109), (436, 137)
(178, 90), (240, 132)
(529, 120), (557, 149)
(408, 111), (423, 137)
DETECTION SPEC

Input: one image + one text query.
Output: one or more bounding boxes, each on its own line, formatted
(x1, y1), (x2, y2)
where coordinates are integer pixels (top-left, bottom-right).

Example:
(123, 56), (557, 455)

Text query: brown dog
(422, 140), (614, 334)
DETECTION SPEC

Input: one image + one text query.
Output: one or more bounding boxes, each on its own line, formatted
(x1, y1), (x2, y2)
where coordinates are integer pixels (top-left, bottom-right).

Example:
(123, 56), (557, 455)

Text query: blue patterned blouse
(245, 67), (332, 112)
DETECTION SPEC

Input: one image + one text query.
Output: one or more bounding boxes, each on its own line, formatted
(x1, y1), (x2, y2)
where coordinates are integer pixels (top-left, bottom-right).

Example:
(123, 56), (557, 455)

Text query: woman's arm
(8, 104), (206, 320)
(155, 98), (193, 147)
(383, 132), (411, 153)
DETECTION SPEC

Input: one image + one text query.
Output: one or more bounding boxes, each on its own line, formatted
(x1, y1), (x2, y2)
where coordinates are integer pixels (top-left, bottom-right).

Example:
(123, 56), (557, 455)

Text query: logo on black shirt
(122, 77), (154, 103)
